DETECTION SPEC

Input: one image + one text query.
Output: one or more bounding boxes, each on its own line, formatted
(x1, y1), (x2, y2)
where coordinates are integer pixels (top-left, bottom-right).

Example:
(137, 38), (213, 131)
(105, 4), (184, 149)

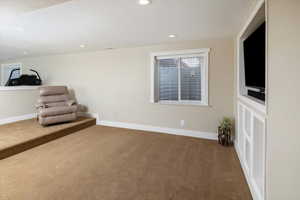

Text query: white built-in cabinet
(236, 102), (266, 200)
(235, 1), (267, 200)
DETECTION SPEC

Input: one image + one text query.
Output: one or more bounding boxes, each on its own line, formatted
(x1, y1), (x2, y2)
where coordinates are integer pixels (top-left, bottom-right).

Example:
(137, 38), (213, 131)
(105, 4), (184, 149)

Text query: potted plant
(218, 117), (233, 146)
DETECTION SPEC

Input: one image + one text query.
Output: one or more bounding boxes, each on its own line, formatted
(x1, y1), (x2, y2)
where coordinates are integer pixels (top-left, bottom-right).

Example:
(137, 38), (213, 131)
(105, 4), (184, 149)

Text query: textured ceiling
(0, 0), (253, 61)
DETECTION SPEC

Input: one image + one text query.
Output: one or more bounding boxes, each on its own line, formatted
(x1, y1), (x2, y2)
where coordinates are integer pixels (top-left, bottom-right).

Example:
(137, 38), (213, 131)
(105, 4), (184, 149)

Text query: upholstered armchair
(36, 86), (78, 126)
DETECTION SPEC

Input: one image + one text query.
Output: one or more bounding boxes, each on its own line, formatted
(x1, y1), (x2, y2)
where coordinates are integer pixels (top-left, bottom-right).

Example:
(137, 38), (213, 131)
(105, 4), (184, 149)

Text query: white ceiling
(0, 0), (253, 61)
(0, 0), (72, 13)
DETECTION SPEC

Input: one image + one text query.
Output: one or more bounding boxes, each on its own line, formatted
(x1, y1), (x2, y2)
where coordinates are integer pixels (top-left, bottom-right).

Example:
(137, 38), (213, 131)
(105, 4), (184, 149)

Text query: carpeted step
(0, 117), (96, 160)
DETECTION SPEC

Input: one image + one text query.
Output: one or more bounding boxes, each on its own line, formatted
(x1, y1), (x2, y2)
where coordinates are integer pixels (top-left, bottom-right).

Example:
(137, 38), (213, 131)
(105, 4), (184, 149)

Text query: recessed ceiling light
(138, 0), (152, 5)
(23, 51), (28, 55)
(168, 34), (176, 38)
(80, 44), (85, 48)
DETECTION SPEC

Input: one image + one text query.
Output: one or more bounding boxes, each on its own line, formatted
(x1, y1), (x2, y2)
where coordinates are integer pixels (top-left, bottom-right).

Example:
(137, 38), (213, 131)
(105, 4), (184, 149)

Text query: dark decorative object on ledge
(218, 117), (233, 146)
(5, 69), (42, 86)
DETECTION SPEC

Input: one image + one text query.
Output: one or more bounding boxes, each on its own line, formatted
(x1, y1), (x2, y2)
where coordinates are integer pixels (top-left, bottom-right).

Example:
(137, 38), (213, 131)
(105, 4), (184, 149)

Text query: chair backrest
(38, 86), (70, 105)
(39, 86), (68, 96)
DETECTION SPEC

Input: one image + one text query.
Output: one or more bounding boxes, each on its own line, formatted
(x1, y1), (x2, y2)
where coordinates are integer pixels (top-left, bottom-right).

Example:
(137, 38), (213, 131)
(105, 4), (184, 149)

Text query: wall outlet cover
(180, 120), (185, 128)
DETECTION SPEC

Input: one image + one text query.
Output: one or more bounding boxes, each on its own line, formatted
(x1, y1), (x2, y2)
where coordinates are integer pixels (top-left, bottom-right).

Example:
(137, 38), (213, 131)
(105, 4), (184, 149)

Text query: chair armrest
(66, 100), (76, 106)
(35, 103), (46, 109)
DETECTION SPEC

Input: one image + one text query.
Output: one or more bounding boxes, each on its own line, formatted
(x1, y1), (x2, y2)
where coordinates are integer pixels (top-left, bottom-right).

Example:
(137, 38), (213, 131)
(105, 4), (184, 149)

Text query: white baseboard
(78, 112), (100, 124)
(99, 120), (217, 140)
(82, 112), (217, 140)
(0, 113), (37, 125)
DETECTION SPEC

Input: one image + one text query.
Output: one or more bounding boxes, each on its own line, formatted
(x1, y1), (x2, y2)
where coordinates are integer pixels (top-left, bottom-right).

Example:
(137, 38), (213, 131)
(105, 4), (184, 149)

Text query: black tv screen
(243, 22), (265, 89)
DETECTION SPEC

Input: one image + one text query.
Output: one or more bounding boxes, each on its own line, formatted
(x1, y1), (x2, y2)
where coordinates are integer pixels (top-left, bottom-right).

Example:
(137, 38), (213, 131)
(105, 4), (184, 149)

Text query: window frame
(1, 63), (23, 86)
(150, 48), (210, 106)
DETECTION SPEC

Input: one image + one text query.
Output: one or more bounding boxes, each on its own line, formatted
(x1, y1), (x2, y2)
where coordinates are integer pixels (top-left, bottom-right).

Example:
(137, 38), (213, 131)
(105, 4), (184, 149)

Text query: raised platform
(0, 117), (96, 160)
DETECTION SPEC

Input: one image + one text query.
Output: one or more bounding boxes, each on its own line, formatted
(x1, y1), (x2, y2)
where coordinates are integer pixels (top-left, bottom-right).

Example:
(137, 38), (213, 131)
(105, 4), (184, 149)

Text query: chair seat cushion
(39, 105), (77, 117)
(46, 100), (76, 108)
(39, 113), (76, 126)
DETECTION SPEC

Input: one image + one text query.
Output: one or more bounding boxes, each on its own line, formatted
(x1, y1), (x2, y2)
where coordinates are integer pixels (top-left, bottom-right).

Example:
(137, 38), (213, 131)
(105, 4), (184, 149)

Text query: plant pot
(218, 127), (232, 146)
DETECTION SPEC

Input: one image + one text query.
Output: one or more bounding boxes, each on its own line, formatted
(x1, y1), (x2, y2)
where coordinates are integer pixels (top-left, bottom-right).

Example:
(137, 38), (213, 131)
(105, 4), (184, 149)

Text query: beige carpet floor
(0, 125), (252, 200)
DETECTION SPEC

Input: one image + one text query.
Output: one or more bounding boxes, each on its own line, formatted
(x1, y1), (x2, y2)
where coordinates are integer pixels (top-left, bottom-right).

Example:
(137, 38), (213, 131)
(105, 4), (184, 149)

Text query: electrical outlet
(180, 120), (185, 128)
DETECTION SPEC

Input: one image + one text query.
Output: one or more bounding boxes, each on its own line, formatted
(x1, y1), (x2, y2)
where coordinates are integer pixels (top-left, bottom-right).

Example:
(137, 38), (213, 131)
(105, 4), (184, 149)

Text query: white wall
(0, 90), (38, 119)
(1, 39), (234, 134)
(267, 0), (300, 199)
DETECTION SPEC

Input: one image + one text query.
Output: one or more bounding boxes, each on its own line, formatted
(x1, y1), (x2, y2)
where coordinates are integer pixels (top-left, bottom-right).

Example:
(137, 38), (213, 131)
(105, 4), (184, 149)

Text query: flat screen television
(243, 22), (266, 91)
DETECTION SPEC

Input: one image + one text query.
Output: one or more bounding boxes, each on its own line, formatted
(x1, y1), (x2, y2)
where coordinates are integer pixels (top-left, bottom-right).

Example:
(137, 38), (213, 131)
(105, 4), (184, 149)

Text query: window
(151, 49), (209, 105)
(1, 63), (22, 86)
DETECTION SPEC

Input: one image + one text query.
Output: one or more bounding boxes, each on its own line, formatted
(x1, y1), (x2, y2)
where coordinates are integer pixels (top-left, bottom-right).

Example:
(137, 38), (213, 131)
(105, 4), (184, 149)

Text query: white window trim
(150, 48), (210, 106)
